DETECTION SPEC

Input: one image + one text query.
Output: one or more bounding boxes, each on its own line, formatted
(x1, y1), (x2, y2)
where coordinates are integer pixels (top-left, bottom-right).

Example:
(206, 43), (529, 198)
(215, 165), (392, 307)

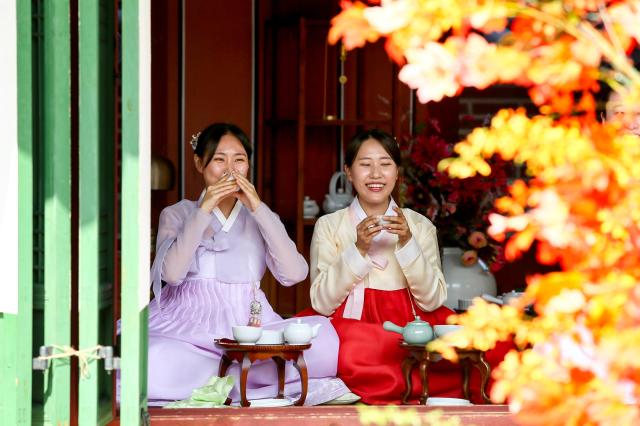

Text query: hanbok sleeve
(309, 215), (373, 315)
(393, 213), (447, 311)
(250, 203), (308, 286)
(150, 205), (211, 307)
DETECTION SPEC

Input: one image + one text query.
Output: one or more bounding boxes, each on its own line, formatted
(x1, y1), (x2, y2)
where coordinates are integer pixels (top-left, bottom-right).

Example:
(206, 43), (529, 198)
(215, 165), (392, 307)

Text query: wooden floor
(108, 405), (517, 425)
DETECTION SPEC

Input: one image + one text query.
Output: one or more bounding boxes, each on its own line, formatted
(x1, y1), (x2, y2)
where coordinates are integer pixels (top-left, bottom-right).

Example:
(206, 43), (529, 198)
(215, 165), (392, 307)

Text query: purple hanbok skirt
(146, 278), (348, 405)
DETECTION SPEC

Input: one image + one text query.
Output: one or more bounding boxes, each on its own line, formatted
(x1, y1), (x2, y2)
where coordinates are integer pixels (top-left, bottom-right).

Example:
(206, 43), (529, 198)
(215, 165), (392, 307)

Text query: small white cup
(256, 329), (284, 345)
(434, 324), (463, 337)
(232, 326), (262, 344)
(376, 215), (391, 226)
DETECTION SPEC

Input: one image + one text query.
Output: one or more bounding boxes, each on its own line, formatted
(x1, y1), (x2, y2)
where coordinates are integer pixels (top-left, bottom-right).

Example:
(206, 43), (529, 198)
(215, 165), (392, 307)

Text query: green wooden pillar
(40, 0), (73, 424)
(78, 0), (116, 424)
(0, 1), (34, 424)
(121, 0), (151, 424)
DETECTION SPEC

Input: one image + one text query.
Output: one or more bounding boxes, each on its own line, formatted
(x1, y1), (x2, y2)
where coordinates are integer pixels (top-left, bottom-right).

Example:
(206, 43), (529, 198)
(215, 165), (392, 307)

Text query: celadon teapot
(383, 316), (434, 344)
(284, 319), (322, 344)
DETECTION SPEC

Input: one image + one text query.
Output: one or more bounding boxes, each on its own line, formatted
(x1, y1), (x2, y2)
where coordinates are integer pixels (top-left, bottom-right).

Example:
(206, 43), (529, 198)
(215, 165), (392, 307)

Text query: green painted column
(42, 0), (72, 424)
(78, 0), (116, 424)
(0, 1), (34, 424)
(121, 0), (151, 424)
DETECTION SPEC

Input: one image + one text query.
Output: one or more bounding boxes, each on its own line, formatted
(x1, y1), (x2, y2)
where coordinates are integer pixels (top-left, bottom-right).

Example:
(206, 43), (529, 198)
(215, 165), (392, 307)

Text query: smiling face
(608, 105), (640, 136)
(345, 138), (399, 208)
(606, 93), (640, 136)
(194, 134), (249, 187)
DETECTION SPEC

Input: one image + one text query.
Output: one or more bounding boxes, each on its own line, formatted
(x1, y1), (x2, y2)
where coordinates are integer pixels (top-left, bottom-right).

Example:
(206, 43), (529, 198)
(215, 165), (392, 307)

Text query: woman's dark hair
(194, 123), (252, 167)
(345, 128), (401, 167)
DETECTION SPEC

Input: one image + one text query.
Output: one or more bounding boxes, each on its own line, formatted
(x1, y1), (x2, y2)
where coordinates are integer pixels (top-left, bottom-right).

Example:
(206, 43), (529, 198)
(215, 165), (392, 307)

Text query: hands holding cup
(231, 171), (262, 212)
(382, 207), (412, 247)
(355, 207), (413, 255)
(355, 216), (384, 256)
(199, 176), (240, 213)
(199, 170), (262, 214)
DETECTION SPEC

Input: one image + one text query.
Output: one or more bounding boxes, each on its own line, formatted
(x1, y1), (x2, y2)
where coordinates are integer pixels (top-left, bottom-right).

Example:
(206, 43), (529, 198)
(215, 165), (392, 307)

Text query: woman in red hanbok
(305, 129), (508, 404)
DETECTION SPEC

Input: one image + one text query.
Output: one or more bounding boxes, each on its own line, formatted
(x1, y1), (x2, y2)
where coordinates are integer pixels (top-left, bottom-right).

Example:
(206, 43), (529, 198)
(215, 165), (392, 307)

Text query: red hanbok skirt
(299, 288), (512, 405)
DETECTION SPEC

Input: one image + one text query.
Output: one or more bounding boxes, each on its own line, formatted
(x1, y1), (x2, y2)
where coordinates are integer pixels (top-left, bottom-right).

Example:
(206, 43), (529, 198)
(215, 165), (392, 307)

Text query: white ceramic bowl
(502, 291), (525, 305)
(256, 329), (284, 345)
(426, 397), (472, 406)
(434, 325), (463, 337)
(232, 326), (262, 344)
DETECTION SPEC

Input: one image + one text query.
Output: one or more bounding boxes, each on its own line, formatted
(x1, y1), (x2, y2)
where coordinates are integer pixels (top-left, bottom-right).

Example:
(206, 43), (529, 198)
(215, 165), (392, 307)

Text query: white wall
(0, 0), (18, 314)
(138, 0), (151, 310)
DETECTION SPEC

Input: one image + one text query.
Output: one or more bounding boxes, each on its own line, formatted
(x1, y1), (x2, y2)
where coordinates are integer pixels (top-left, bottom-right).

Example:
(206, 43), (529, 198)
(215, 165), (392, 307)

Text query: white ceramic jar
(303, 196), (320, 218)
(441, 247), (497, 310)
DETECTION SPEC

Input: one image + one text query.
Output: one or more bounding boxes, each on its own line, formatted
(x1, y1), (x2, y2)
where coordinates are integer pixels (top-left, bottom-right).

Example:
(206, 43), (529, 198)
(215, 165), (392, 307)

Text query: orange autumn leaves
(440, 109), (640, 276)
(330, 1), (640, 424)
(329, 0), (640, 113)
(431, 112), (640, 423)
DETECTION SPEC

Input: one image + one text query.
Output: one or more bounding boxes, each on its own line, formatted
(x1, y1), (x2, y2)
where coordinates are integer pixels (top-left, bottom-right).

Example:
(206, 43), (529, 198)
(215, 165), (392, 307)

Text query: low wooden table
(215, 339), (311, 407)
(399, 341), (491, 405)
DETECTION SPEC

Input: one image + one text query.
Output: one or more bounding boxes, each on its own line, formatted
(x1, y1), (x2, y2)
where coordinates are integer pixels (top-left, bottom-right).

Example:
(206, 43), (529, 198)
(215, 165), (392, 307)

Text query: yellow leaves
(489, 325), (640, 425)
(329, 1), (640, 423)
(328, 2), (380, 49)
(440, 109), (640, 274)
(609, 1), (640, 45)
(583, 274), (637, 329)
(570, 38), (602, 68)
(492, 46), (531, 82)
(358, 406), (466, 426)
(428, 298), (521, 358)
(357, 405), (419, 426)
(527, 40), (583, 86)
(399, 43), (461, 103)
(441, 109), (599, 178)
(505, 227), (536, 260)
(527, 271), (586, 308)
(428, 268), (640, 424)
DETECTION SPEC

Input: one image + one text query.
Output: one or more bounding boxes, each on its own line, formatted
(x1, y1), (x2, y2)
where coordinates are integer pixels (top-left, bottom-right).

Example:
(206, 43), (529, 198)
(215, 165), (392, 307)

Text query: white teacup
(232, 326), (262, 344)
(376, 215), (391, 226)
(434, 325), (463, 337)
(256, 329), (284, 345)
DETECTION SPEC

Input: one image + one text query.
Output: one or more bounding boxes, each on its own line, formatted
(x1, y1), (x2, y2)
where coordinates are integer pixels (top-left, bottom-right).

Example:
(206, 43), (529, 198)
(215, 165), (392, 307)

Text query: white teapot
(323, 171), (353, 213)
(284, 319), (322, 344)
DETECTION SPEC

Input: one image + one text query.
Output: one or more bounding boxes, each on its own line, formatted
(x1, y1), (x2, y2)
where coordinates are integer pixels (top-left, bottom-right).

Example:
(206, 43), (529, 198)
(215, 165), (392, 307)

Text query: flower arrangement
(330, 0), (640, 425)
(399, 120), (511, 271)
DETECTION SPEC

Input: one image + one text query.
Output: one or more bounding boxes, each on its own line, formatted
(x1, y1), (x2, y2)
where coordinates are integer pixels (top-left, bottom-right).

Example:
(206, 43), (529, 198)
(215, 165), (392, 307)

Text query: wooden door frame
(120, 0), (152, 424)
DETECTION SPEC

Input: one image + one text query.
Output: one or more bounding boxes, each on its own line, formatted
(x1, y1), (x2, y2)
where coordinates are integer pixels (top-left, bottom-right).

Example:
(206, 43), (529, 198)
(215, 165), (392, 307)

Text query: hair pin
(190, 131), (201, 151)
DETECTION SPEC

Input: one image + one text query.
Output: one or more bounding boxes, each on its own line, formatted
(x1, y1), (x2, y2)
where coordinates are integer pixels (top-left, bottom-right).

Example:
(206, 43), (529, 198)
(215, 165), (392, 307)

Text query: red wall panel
(183, 0), (253, 200)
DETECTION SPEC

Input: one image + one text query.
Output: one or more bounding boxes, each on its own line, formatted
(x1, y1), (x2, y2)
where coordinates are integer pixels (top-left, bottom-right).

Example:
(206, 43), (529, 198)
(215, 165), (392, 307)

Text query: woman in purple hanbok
(147, 123), (349, 405)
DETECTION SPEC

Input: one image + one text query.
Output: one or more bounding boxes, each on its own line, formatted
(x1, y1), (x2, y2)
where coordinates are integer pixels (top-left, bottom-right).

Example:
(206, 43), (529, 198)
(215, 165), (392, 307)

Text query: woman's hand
(232, 171), (262, 212)
(355, 216), (383, 257)
(383, 207), (412, 247)
(199, 179), (238, 213)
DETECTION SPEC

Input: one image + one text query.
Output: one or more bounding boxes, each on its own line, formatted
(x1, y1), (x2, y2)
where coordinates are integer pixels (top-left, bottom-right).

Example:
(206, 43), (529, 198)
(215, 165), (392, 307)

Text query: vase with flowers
(399, 120), (511, 309)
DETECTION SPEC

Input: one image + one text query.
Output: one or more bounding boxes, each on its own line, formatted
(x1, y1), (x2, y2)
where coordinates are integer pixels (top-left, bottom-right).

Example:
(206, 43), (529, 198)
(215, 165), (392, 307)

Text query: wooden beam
(110, 405), (518, 426)
(78, 0), (116, 423)
(120, 0), (151, 423)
